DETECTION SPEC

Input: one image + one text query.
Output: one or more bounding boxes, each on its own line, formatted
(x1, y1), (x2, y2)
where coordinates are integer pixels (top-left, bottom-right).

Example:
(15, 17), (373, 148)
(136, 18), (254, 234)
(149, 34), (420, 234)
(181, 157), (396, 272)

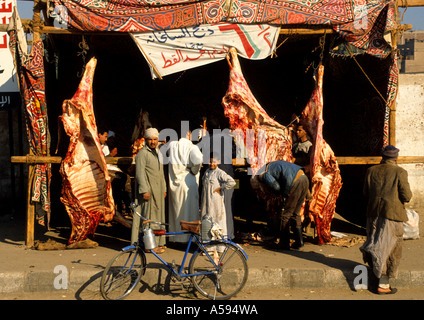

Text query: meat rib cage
(59, 57), (115, 245)
(222, 48), (293, 175)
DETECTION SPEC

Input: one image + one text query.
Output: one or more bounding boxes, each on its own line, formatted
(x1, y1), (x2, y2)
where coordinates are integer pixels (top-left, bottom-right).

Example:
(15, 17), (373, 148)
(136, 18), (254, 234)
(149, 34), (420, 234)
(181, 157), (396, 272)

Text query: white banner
(132, 23), (280, 79)
(0, 0), (18, 94)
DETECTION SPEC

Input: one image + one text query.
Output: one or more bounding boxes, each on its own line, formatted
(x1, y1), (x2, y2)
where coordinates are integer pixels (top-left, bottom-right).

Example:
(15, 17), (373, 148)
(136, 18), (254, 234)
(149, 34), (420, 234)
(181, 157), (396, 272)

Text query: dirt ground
(1, 209), (423, 304)
(2, 210), (423, 272)
(1, 287), (424, 301)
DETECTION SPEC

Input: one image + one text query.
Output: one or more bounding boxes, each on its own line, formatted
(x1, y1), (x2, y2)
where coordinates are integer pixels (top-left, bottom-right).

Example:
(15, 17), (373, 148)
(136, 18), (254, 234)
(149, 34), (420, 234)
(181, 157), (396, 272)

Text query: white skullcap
(144, 128), (159, 139)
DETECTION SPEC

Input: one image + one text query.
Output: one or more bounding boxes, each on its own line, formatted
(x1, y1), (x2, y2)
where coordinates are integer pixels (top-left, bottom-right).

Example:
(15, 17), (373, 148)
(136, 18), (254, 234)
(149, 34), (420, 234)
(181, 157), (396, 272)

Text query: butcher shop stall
(3, 0), (418, 248)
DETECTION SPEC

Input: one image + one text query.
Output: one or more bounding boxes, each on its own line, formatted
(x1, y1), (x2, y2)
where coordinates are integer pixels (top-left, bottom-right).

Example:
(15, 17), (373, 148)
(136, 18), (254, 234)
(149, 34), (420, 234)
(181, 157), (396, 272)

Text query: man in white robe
(167, 130), (203, 243)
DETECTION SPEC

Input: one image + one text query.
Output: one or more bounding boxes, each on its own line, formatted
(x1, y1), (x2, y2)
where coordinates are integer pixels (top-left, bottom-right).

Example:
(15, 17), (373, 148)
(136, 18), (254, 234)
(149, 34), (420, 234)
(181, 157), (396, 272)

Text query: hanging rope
(305, 30), (326, 73)
(318, 29), (327, 66)
(77, 36), (89, 77)
(271, 36), (290, 58)
(345, 44), (390, 108)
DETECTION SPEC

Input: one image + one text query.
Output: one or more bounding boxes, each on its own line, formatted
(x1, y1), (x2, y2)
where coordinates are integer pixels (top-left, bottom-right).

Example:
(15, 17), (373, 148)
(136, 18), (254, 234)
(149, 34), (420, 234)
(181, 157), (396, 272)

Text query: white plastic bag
(210, 223), (224, 239)
(403, 209), (420, 240)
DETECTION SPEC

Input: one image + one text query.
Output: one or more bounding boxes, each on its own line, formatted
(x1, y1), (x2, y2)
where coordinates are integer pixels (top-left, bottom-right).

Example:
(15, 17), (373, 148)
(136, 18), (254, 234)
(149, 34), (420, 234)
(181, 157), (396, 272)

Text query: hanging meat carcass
(300, 65), (342, 244)
(59, 57), (115, 245)
(222, 47), (293, 174)
(222, 47), (292, 223)
(222, 48), (342, 244)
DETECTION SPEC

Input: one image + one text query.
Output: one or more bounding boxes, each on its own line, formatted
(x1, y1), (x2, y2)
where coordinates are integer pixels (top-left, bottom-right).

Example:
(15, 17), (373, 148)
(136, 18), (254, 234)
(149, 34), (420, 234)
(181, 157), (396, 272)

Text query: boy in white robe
(200, 156), (236, 242)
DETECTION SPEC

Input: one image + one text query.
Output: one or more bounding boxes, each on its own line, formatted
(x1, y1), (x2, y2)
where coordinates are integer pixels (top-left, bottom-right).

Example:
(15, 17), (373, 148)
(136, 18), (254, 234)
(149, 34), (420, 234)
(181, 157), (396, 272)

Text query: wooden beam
(398, 0), (424, 6)
(11, 155), (62, 164)
(0, 22), (338, 35)
(38, 26), (124, 35)
(337, 156), (424, 165)
(10, 155), (134, 165)
(0, 23), (413, 36)
(279, 26), (336, 35)
(11, 155), (424, 165)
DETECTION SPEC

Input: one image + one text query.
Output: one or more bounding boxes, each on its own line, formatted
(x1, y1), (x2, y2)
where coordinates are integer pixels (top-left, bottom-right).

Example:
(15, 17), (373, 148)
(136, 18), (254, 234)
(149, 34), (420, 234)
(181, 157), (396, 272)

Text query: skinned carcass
(59, 57), (115, 245)
(300, 65), (342, 244)
(222, 47), (291, 226)
(222, 47), (292, 175)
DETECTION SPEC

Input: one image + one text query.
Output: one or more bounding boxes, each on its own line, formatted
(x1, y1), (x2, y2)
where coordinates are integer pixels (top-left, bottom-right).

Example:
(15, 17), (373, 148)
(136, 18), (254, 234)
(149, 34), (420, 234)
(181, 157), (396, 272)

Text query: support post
(25, 151), (35, 247)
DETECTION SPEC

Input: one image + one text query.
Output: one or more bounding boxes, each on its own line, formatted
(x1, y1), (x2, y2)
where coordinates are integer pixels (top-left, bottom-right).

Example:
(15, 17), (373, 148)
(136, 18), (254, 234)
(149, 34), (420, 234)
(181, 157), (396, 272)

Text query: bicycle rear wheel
(189, 241), (248, 300)
(100, 247), (146, 300)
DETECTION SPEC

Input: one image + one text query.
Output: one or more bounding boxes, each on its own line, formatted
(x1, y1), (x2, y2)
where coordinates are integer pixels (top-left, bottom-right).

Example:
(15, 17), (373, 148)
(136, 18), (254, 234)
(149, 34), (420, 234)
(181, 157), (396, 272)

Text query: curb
(1, 267), (424, 294)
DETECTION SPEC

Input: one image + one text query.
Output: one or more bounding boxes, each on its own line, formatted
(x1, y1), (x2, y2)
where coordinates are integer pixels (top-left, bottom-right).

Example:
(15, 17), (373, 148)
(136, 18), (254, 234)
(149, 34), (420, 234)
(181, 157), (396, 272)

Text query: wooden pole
(11, 155), (62, 164)
(25, 150), (35, 247)
(11, 155), (424, 165)
(389, 0), (399, 147)
(398, 0), (424, 6)
(336, 156), (424, 165)
(24, 0), (42, 247)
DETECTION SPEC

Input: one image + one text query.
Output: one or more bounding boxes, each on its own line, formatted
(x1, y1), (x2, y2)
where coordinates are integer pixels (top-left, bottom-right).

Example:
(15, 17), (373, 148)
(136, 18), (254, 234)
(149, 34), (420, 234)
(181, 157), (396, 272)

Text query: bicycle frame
(123, 230), (247, 281)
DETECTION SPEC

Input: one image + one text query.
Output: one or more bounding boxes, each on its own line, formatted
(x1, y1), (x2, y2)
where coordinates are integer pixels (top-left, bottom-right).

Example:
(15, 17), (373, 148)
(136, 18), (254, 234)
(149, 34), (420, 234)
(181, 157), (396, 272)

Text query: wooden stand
(25, 151), (35, 247)
(12, 154), (424, 247)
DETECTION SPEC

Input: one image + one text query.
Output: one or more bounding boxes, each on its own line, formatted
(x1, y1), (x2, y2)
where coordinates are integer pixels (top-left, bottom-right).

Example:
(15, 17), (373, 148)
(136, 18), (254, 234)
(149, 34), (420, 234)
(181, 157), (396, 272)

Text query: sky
(15, 1), (424, 31)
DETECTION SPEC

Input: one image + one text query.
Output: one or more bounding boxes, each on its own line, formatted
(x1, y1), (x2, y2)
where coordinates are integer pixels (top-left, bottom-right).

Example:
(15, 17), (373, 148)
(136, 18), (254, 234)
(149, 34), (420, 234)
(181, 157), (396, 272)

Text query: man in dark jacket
(251, 160), (309, 250)
(360, 145), (412, 295)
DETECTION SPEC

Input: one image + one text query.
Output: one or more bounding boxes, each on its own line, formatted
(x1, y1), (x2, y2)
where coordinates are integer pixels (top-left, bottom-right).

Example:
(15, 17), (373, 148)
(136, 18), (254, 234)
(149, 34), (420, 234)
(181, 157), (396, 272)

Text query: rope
(345, 44), (390, 109)
(271, 36), (290, 58)
(77, 35), (89, 77)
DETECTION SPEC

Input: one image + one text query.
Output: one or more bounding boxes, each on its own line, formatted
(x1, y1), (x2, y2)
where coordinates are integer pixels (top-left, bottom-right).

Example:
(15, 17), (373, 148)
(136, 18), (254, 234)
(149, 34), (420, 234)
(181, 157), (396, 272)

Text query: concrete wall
(397, 73), (424, 232)
(398, 31), (424, 74)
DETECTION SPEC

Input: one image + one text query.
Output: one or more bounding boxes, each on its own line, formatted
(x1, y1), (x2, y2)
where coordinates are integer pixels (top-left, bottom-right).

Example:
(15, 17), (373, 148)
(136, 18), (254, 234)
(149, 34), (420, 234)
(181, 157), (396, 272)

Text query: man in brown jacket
(360, 145), (412, 295)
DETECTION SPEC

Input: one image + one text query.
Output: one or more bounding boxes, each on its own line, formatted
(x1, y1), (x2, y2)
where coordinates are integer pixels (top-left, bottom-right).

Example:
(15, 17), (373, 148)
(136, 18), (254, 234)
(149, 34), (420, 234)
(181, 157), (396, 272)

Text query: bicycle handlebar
(129, 202), (168, 226)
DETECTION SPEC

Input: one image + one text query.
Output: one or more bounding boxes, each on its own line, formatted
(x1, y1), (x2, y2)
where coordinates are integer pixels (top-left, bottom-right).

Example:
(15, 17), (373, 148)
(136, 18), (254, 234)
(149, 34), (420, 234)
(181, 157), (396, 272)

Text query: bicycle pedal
(171, 276), (191, 287)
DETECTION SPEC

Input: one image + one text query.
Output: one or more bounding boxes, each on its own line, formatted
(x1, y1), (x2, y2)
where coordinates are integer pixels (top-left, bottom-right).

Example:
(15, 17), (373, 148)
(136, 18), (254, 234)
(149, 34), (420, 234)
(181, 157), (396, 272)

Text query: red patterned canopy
(52, 0), (396, 57)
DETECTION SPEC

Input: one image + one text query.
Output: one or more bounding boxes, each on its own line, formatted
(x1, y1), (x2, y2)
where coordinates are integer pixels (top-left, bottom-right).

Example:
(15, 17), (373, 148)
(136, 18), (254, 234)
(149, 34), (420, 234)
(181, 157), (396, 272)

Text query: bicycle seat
(153, 230), (166, 236)
(180, 220), (201, 234)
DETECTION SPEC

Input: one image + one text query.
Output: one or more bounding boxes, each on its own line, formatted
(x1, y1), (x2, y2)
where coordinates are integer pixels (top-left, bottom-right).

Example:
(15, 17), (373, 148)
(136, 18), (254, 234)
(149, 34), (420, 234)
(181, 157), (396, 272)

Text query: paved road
(1, 286), (423, 300)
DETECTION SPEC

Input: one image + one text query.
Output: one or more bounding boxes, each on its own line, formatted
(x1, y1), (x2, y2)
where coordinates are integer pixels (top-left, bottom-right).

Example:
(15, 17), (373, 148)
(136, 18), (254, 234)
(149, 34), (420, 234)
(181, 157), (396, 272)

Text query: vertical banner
(0, 0), (19, 110)
(132, 23), (280, 79)
(8, 7), (52, 226)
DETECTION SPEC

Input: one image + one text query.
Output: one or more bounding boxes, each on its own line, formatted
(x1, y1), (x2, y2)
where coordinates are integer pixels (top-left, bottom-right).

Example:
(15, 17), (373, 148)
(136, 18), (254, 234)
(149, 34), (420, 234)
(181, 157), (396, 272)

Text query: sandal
(377, 287), (397, 295)
(154, 247), (165, 254)
(144, 247), (165, 254)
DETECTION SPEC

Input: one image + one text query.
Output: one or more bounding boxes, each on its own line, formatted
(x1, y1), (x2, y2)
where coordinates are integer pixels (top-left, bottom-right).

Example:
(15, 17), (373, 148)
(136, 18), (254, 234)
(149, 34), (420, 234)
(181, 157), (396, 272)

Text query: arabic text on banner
(0, 0), (19, 95)
(132, 23), (280, 79)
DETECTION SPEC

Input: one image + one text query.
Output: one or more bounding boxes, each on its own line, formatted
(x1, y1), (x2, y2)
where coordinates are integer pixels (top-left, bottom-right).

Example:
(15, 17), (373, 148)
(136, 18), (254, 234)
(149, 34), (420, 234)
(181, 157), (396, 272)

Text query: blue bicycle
(100, 203), (248, 300)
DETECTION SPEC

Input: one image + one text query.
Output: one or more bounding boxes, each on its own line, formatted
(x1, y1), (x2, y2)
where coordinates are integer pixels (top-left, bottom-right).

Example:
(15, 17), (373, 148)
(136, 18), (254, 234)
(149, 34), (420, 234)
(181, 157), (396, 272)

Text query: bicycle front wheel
(100, 247), (146, 300)
(189, 241), (248, 300)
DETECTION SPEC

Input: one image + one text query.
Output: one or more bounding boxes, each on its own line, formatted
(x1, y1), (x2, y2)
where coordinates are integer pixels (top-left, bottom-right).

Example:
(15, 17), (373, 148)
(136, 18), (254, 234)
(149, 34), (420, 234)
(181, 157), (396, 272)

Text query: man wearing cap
(360, 145), (412, 295)
(134, 128), (167, 253)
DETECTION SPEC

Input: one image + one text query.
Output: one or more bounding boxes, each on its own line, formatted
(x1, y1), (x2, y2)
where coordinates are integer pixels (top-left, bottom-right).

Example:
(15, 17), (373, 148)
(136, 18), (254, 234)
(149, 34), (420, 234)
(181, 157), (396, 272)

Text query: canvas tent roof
(51, 0), (396, 57)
